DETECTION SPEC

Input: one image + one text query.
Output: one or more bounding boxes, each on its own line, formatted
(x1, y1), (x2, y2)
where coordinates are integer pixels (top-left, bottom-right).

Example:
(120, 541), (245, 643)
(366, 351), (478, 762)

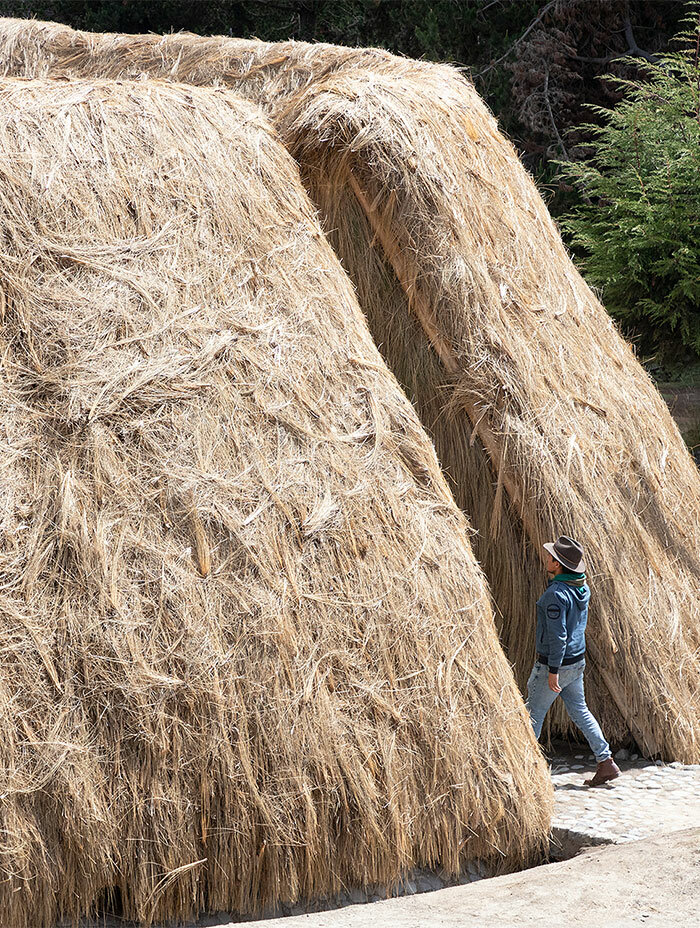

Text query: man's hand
(548, 672), (562, 693)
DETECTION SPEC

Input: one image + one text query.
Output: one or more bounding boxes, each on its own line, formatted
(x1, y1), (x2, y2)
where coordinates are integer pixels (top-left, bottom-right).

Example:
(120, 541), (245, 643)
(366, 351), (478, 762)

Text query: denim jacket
(535, 579), (590, 673)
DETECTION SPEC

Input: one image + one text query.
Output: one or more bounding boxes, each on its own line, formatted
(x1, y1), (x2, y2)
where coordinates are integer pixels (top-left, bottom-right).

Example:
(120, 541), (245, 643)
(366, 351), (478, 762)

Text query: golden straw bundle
(0, 76), (550, 927)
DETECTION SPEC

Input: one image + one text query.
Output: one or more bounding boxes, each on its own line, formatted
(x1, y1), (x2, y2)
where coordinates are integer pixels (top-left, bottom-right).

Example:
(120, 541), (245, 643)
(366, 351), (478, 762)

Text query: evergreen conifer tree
(559, 5), (700, 356)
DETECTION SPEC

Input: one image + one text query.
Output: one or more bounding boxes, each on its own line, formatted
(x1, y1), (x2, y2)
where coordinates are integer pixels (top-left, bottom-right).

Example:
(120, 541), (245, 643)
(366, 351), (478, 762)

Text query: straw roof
(4, 17), (698, 762)
(0, 77), (552, 927)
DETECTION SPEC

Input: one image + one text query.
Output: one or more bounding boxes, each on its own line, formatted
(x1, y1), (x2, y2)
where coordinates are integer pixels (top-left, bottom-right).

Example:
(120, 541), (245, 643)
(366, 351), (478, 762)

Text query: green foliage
(558, 6), (700, 355)
(685, 421), (700, 452)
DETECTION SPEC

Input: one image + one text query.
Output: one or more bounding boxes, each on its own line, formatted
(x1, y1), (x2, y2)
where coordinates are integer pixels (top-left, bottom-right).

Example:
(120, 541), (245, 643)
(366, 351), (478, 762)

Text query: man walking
(526, 535), (621, 787)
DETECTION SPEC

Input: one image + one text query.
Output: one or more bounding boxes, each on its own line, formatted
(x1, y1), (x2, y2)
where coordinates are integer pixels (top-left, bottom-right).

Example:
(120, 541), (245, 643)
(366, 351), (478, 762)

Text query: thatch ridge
(0, 76), (551, 927)
(0, 16), (384, 97)
(4, 16), (697, 761)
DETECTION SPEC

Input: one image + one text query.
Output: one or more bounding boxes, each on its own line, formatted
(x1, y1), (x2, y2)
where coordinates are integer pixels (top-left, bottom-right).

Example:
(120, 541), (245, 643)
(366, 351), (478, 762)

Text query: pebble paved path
(550, 745), (700, 850)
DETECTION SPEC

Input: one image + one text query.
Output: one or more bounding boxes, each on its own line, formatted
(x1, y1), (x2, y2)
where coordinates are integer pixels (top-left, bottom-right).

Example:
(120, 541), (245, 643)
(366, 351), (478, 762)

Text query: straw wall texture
(281, 66), (700, 761)
(4, 18), (697, 762)
(0, 77), (552, 927)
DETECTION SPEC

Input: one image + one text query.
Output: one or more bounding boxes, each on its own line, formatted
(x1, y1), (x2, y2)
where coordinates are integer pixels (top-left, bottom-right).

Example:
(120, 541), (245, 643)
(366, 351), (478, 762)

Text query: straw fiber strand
(0, 77), (551, 927)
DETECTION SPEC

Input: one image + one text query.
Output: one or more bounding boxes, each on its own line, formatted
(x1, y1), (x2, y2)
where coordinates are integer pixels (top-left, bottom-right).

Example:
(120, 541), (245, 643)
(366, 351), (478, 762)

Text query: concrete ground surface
(225, 829), (700, 928)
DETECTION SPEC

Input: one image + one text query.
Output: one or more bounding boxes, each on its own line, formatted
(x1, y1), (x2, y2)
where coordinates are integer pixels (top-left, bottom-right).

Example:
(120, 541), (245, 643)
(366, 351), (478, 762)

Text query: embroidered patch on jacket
(546, 603), (562, 620)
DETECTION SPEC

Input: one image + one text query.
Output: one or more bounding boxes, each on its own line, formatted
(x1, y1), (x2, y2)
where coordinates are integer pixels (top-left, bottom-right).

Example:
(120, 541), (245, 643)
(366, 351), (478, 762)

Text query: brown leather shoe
(585, 757), (621, 787)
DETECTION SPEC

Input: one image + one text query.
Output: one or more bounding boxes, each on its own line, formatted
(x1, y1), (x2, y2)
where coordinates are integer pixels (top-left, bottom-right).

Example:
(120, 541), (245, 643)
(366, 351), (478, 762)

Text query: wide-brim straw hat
(543, 536), (585, 572)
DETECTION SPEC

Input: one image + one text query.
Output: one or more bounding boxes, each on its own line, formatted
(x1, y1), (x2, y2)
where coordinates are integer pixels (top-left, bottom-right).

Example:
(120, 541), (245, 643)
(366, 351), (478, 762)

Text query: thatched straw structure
(280, 70), (700, 760)
(0, 76), (552, 927)
(3, 17), (698, 763)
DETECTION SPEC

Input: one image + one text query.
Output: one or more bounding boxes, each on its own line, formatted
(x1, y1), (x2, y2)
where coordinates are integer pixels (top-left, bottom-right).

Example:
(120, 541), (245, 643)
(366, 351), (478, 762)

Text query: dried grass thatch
(0, 77), (552, 927)
(278, 61), (700, 763)
(4, 17), (698, 762)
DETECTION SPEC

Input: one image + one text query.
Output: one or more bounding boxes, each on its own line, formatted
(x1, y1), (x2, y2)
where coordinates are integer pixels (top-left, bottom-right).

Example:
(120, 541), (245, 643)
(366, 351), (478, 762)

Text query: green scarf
(554, 571), (587, 590)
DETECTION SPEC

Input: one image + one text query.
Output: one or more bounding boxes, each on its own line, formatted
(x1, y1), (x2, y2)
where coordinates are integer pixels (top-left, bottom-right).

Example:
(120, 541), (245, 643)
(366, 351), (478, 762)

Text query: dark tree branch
(542, 67), (593, 205)
(623, 14), (659, 64)
(475, 0), (557, 78)
(567, 10), (659, 69)
(477, 0), (507, 15)
(543, 65), (570, 162)
(569, 52), (628, 65)
(568, 48), (655, 65)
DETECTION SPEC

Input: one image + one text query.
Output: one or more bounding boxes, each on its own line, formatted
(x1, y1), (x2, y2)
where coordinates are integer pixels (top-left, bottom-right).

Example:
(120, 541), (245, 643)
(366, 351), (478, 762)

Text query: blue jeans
(526, 658), (612, 762)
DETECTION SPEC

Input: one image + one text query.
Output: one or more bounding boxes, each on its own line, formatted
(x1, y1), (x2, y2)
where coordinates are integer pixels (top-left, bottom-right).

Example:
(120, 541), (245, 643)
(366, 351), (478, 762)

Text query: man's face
(545, 553), (560, 575)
